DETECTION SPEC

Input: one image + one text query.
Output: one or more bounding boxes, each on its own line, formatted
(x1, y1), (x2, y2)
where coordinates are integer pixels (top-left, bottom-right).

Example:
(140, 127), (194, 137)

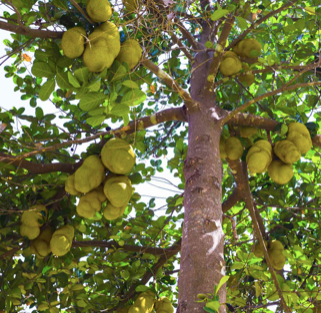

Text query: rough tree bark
(179, 51), (226, 313)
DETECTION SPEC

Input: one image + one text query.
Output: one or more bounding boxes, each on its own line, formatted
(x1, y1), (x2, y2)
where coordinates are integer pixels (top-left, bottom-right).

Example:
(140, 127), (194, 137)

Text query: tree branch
(169, 32), (194, 61)
(222, 189), (241, 213)
(0, 20), (63, 38)
(70, 0), (94, 24)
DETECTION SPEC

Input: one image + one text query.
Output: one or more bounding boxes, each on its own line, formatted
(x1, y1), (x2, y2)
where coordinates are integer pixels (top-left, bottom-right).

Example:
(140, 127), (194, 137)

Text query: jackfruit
(20, 205), (47, 240)
(246, 140), (272, 174)
(77, 186), (107, 219)
(50, 225), (74, 257)
(239, 63), (255, 86)
(155, 298), (174, 313)
(31, 227), (53, 259)
(225, 137), (243, 160)
(128, 291), (155, 313)
(253, 240), (267, 258)
(74, 155), (105, 193)
(219, 51), (242, 76)
(122, 0), (139, 12)
(61, 27), (87, 59)
(219, 137), (227, 159)
(86, 0), (112, 23)
(239, 126), (257, 138)
(83, 22), (120, 72)
(268, 240), (286, 270)
(116, 39), (143, 70)
(268, 160), (293, 185)
(273, 140), (301, 164)
(101, 138), (136, 174)
(103, 202), (127, 220)
(65, 174), (82, 196)
(286, 122), (312, 154)
(104, 175), (133, 207)
(233, 38), (262, 59)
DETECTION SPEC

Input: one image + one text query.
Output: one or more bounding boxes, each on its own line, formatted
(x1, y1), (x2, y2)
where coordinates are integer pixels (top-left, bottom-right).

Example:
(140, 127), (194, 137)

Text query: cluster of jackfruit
(219, 38), (261, 85)
(246, 140), (272, 174)
(61, 0), (142, 72)
(65, 138), (136, 221)
(253, 239), (286, 271)
(220, 136), (244, 160)
(30, 227), (53, 259)
(20, 205), (47, 240)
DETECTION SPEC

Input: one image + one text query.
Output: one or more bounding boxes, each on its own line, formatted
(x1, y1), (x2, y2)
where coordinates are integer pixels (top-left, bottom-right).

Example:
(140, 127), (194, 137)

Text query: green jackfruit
(225, 137), (243, 160)
(77, 186), (106, 219)
(117, 39), (143, 70)
(83, 22), (120, 72)
(103, 202), (127, 220)
(273, 140), (301, 164)
(287, 122), (312, 154)
(128, 291), (155, 313)
(101, 138), (136, 174)
(61, 27), (86, 59)
(20, 225), (40, 240)
(65, 174), (82, 196)
(268, 240), (286, 270)
(155, 298), (174, 313)
(31, 227), (53, 259)
(50, 225), (74, 257)
(233, 38), (262, 59)
(104, 175), (133, 207)
(268, 160), (293, 185)
(20, 205), (47, 240)
(239, 63), (255, 86)
(246, 140), (272, 174)
(253, 240), (267, 258)
(219, 51), (242, 76)
(239, 126), (257, 138)
(86, 0), (112, 23)
(74, 155), (105, 193)
(122, 0), (139, 11)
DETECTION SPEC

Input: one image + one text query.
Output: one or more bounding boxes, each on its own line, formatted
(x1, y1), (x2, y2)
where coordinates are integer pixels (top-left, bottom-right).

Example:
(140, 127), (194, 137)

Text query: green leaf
(52, 0), (69, 10)
(236, 16), (248, 30)
(135, 285), (151, 292)
(205, 41), (213, 49)
(79, 92), (106, 111)
(88, 107), (105, 116)
(38, 79), (55, 101)
(74, 67), (90, 83)
(122, 80), (139, 89)
(68, 72), (81, 88)
(211, 9), (230, 21)
(111, 65), (128, 82)
(71, 284), (84, 291)
(57, 56), (73, 69)
(31, 62), (56, 78)
(76, 300), (87, 308)
(216, 276), (229, 294)
(86, 115), (106, 127)
(121, 90), (146, 106)
(110, 104), (130, 116)
(205, 301), (220, 312)
(56, 71), (73, 90)
(38, 303), (49, 311)
(87, 78), (101, 92)
(36, 107), (44, 119)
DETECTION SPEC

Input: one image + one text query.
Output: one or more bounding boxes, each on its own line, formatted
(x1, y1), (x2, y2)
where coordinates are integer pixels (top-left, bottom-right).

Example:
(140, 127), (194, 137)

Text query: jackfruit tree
(1, 0), (321, 312)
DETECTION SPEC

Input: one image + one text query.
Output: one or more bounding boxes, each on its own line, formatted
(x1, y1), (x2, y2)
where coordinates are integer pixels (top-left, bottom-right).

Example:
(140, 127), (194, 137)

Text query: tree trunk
(179, 52), (226, 313)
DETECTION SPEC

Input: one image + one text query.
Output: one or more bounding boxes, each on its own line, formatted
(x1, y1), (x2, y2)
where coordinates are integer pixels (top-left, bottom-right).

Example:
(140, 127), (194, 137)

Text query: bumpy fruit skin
(155, 298), (174, 313)
(219, 137), (227, 159)
(20, 225), (40, 240)
(20, 205), (47, 240)
(239, 126), (257, 138)
(274, 140), (301, 164)
(287, 122), (312, 154)
(74, 155), (105, 193)
(117, 39), (143, 70)
(31, 227), (53, 259)
(122, 0), (138, 11)
(268, 160), (293, 185)
(65, 174), (82, 196)
(128, 291), (155, 313)
(101, 138), (136, 174)
(77, 186), (106, 218)
(83, 22), (120, 72)
(103, 203), (127, 220)
(104, 175), (133, 207)
(253, 240), (267, 258)
(61, 27), (86, 58)
(86, 0), (112, 22)
(233, 38), (262, 58)
(268, 240), (286, 270)
(219, 51), (242, 76)
(239, 63), (255, 86)
(50, 225), (74, 257)
(246, 140), (272, 174)
(225, 137), (243, 160)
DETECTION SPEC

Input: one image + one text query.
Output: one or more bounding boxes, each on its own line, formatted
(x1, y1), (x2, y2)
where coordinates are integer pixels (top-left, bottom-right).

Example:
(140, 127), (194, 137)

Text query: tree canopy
(0, 0), (321, 313)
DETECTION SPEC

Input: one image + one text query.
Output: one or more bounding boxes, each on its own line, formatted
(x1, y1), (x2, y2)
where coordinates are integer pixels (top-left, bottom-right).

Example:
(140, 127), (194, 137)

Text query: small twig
(70, 0), (94, 24)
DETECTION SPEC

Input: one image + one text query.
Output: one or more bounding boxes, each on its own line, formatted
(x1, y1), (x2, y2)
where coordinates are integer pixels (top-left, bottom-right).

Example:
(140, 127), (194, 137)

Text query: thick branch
(0, 152), (81, 174)
(222, 189), (241, 213)
(240, 162), (291, 313)
(73, 240), (181, 257)
(0, 20), (63, 38)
